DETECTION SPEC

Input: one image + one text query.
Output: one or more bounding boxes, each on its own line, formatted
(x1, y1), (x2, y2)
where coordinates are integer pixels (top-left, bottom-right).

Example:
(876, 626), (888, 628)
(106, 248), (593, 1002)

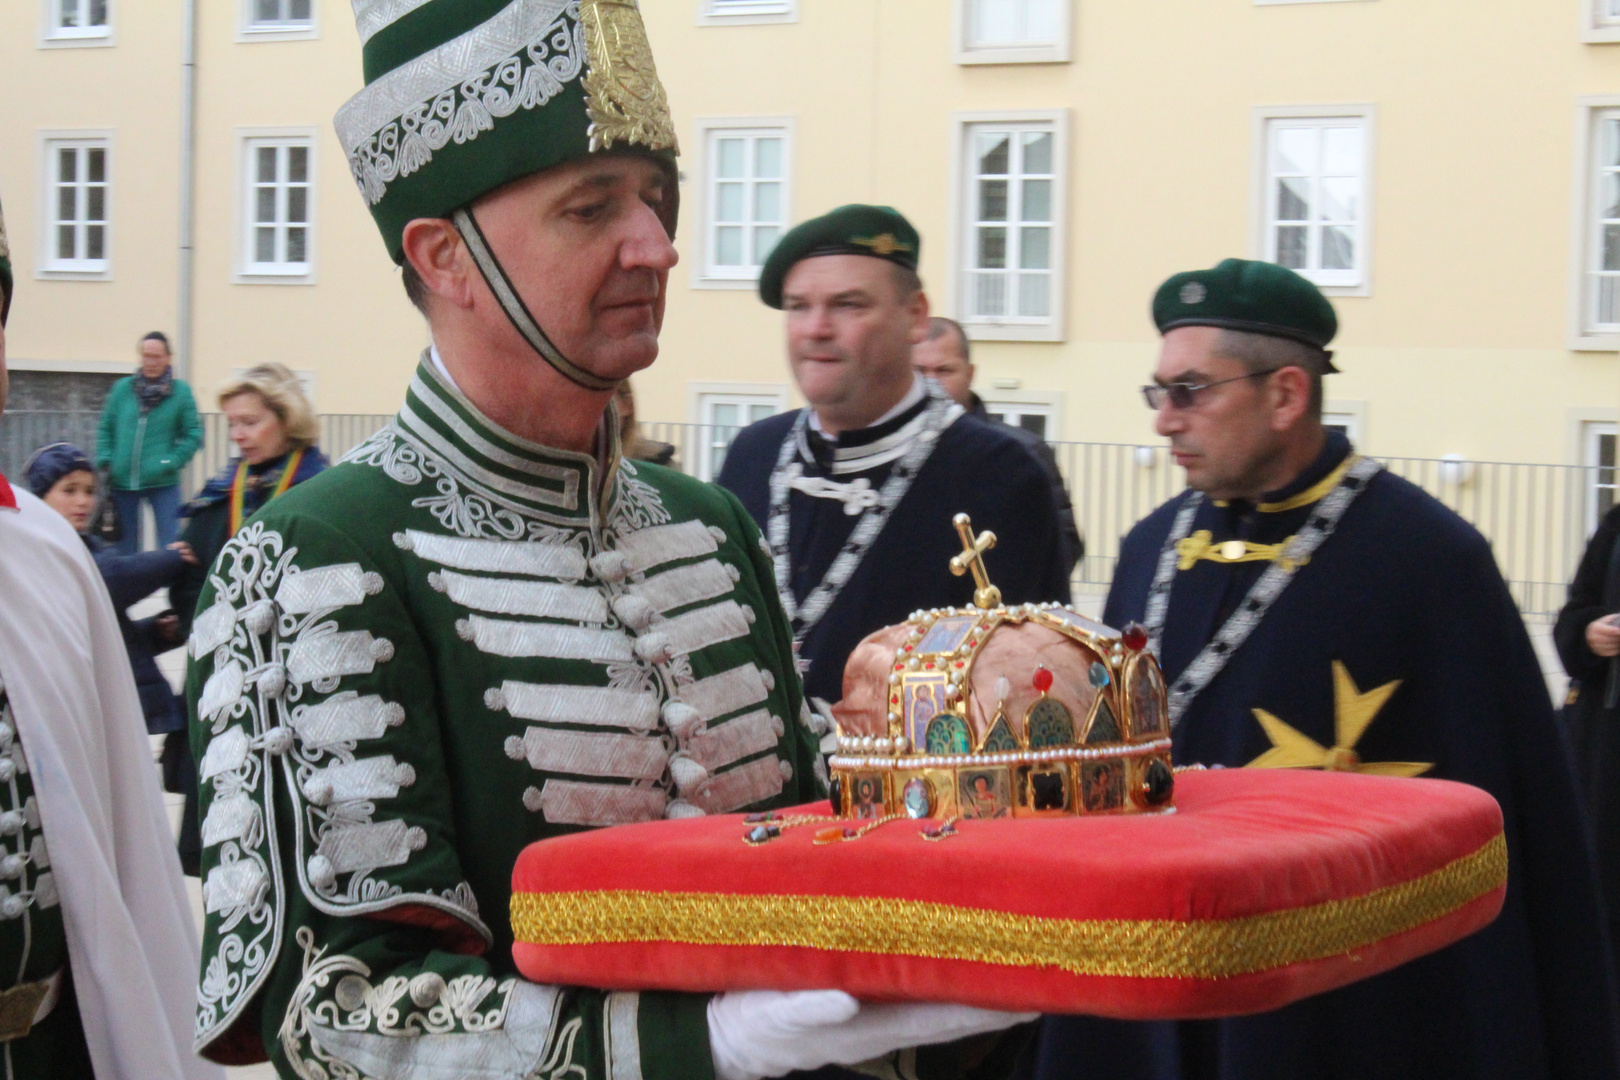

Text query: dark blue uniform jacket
(719, 399), (1071, 705)
(1030, 432), (1620, 1080)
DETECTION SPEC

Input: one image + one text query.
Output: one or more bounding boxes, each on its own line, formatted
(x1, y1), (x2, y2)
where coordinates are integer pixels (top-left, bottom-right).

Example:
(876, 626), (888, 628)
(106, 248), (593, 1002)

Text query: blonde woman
(170, 363), (325, 874)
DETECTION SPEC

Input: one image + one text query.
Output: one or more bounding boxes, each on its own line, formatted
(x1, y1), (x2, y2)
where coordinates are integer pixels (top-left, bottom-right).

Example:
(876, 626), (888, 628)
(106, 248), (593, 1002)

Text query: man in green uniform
(187, 2), (1030, 1077)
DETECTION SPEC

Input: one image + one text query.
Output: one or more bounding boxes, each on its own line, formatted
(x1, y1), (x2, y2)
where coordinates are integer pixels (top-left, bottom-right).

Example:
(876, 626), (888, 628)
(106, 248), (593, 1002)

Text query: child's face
(43, 470), (97, 533)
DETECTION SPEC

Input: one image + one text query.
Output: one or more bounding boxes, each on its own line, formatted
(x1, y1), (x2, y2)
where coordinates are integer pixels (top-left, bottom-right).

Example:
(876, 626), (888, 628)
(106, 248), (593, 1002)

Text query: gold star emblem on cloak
(1247, 661), (1431, 776)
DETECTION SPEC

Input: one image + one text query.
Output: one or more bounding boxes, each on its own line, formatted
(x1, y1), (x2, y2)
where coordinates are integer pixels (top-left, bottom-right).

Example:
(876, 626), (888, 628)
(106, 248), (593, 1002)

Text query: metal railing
(3, 409), (1605, 617)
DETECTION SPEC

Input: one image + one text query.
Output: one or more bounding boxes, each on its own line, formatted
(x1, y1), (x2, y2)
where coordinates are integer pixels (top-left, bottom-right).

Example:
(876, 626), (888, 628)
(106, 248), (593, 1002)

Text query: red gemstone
(954, 661), (964, 668)
(925, 662), (935, 670)
(1122, 622), (1148, 651)
(904, 645), (913, 652)
(1032, 667), (1054, 693)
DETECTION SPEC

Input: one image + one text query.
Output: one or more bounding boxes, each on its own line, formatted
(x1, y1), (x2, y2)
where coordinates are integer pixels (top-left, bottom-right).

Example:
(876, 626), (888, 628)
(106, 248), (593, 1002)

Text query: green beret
(758, 204), (920, 309)
(0, 193), (11, 326)
(1153, 258), (1339, 370)
(334, 0), (680, 265)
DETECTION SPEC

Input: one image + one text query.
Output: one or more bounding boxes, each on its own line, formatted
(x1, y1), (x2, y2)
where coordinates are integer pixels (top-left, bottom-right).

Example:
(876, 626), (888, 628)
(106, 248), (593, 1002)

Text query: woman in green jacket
(95, 331), (203, 554)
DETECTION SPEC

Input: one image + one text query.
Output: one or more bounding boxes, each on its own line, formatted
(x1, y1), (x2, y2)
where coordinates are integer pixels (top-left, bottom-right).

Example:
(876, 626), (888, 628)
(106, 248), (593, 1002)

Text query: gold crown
(828, 515), (1173, 822)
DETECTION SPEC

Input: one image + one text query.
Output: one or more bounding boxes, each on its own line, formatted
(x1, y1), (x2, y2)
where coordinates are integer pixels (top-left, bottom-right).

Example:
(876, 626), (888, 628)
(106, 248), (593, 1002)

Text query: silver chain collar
(1144, 455), (1384, 726)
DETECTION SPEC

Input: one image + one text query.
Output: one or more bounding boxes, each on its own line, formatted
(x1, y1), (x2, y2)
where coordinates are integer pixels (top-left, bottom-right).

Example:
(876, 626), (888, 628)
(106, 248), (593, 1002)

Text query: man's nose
(1153, 400), (1182, 438)
(621, 201), (678, 272)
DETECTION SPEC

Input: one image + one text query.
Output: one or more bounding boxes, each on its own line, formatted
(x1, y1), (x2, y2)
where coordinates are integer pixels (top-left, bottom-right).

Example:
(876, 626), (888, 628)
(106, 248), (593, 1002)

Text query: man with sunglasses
(1027, 259), (1620, 1080)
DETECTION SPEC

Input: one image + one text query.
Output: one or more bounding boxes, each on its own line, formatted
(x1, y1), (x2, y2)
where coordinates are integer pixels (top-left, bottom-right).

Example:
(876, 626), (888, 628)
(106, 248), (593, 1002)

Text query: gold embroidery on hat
(851, 233), (913, 257)
(580, 0), (679, 155)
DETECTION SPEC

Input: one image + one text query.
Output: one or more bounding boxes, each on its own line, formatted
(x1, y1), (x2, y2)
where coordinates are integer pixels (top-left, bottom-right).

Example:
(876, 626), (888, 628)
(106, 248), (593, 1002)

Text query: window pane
(1273, 128), (1316, 175)
(715, 226), (743, 266)
(58, 225), (76, 261)
(1318, 177), (1357, 222)
(1606, 119), (1620, 168)
(89, 0), (107, 25)
(748, 403), (775, 424)
(755, 137), (782, 179)
(973, 273), (1006, 317)
(257, 188), (277, 224)
(288, 146), (308, 183)
(1605, 225), (1620, 271)
(287, 227), (307, 264)
(978, 179), (1008, 222)
(60, 0), (79, 28)
(754, 181), (780, 223)
(715, 138), (745, 179)
(1018, 414), (1047, 438)
(715, 182), (744, 223)
(711, 403), (738, 428)
(1276, 177), (1310, 222)
(1321, 127), (1362, 176)
(258, 147), (278, 184)
(86, 225), (104, 261)
(1604, 173), (1620, 220)
(977, 133), (1010, 176)
(1276, 225), (1308, 269)
(1024, 0), (1060, 43)
(1019, 226), (1050, 269)
(1018, 273), (1049, 317)
(59, 149), (77, 184)
(1599, 276), (1620, 325)
(1321, 225), (1355, 271)
(1021, 131), (1052, 175)
(290, 0), (311, 19)
(256, 227), (276, 264)
(752, 225), (779, 264)
(1021, 178), (1051, 222)
(287, 187), (308, 223)
(977, 227), (1006, 269)
(86, 185), (105, 222)
(87, 148), (105, 183)
(972, 0), (1020, 44)
(57, 185), (77, 224)
(256, 0), (279, 22)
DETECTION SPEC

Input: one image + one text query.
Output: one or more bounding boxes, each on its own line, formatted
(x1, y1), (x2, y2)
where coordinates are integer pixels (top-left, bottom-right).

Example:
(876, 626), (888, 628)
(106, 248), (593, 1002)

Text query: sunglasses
(1141, 369), (1280, 411)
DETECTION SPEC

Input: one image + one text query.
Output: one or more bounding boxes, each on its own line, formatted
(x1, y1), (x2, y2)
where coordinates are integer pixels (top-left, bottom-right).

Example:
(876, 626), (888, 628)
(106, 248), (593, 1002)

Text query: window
(1587, 0), (1620, 42)
(696, 392), (782, 481)
(242, 0), (315, 39)
(1587, 421), (1617, 534)
(982, 401), (1053, 439)
(42, 138), (109, 275)
(240, 135), (314, 280)
(1258, 113), (1371, 290)
(697, 0), (795, 25)
(954, 111), (1068, 341)
(696, 121), (791, 285)
(955, 0), (1070, 63)
(44, 0), (109, 42)
(1579, 107), (1620, 340)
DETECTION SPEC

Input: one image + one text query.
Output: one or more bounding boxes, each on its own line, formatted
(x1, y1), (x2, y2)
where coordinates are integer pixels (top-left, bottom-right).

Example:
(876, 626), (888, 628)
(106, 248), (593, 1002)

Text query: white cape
(0, 490), (221, 1079)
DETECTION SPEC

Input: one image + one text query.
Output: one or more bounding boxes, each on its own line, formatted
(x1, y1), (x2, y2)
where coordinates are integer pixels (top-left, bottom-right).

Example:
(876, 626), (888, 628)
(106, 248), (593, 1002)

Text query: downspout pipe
(176, 0), (198, 383)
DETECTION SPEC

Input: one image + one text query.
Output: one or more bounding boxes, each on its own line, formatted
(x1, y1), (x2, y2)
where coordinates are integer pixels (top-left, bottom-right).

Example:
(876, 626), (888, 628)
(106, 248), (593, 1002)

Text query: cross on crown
(949, 513), (1002, 610)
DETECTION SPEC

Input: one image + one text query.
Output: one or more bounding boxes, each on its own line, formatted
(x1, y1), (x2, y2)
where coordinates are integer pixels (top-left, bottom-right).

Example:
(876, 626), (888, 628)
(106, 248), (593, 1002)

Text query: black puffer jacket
(84, 535), (188, 734)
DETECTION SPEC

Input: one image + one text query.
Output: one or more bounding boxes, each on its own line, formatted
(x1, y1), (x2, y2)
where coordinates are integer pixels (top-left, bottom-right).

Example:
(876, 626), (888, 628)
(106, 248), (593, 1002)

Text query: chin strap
(450, 206), (620, 393)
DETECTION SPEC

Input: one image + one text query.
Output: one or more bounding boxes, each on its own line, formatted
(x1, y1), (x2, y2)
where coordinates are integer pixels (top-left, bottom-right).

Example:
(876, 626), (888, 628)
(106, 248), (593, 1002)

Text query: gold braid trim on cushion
(511, 832), (1505, 980)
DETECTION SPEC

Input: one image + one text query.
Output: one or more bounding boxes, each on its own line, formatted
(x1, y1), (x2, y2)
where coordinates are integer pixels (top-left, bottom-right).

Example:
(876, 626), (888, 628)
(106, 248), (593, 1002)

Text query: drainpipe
(176, 0), (198, 383)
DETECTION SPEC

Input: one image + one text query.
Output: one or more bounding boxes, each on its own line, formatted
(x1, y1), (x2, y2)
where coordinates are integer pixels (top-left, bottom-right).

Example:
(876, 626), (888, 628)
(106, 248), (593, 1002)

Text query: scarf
(134, 367), (174, 412)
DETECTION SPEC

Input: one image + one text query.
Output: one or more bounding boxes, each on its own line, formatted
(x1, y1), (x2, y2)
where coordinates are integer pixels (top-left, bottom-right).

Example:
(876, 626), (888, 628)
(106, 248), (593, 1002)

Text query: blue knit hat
(23, 443), (94, 498)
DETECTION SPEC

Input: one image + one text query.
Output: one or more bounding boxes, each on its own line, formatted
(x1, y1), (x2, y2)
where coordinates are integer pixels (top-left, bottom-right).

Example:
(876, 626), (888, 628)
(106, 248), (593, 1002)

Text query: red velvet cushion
(511, 769), (1504, 1018)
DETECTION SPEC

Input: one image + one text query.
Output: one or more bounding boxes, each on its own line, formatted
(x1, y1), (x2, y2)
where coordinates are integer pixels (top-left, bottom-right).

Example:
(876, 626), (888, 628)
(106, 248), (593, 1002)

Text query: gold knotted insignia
(1175, 530), (1308, 572)
(580, 0), (680, 155)
(1248, 661), (1431, 777)
(851, 233), (913, 257)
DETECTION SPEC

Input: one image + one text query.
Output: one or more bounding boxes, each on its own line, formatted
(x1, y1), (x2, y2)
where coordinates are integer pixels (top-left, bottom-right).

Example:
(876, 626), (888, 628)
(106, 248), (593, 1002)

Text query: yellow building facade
(0, 0), (1616, 544)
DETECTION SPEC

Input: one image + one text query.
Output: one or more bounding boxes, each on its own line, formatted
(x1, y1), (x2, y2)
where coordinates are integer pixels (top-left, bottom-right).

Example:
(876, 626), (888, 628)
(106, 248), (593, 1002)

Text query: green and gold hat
(0, 194), (11, 326)
(1152, 258), (1339, 371)
(337, 0), (680, 265)
(758, 204), (920, 309)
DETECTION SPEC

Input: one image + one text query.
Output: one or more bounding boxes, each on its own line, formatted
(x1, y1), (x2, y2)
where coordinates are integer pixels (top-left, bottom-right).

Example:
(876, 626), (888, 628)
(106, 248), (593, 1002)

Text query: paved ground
(151, 590), (1570, 1080)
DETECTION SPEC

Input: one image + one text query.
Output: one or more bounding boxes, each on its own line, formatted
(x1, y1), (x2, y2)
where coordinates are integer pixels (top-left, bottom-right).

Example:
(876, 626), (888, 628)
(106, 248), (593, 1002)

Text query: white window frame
(696, 0), (796, 26)
(949, 109), (1069, 343)
(981, 400), (1057, 440)
(688, 383), (790, 482)
(1570, 98), (1620, 349)
(1322, 400), (1369, 448)
(953, 0), (1072, 64)
(37, 131), (112, 280)
(1250, 105), (1376, 296)
(1584, 0), (1620, 43)
(235, 128), (318, 284)
(238, 0), (317, 42)
(1585, 420), (1618, 534)
(691, 117), (793, 289)
(40, 0), (112, 47)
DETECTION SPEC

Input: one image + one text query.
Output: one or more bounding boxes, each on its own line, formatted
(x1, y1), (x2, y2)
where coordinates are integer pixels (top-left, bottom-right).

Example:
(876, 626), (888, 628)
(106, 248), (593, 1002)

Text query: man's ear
(1267, 365), (1313, 431)
(401, 218), (475, 310)
(907, 289), (932, 346)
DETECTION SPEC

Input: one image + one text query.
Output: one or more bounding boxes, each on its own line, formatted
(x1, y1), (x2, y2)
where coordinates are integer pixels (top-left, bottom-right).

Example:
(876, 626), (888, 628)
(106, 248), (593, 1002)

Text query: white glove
(708, 989), (1037, 1080)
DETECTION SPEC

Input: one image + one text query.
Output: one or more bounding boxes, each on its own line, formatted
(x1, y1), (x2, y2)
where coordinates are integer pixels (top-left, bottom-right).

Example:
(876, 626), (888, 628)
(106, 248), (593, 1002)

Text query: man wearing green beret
(185, 5), (1030, 1079)
(718, 203), (1072, 708)
(1028, 259), (1620, 1079)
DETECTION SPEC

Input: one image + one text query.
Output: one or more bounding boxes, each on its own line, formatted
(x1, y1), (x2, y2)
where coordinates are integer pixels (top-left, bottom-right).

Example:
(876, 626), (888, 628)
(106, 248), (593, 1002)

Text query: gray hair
(925, 316), (971, 364)
(1211, 329), (1330, 418)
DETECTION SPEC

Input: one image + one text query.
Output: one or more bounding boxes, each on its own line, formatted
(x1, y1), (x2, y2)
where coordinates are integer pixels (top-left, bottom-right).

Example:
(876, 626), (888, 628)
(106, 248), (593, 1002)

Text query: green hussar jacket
(187, 360), (827, 1079)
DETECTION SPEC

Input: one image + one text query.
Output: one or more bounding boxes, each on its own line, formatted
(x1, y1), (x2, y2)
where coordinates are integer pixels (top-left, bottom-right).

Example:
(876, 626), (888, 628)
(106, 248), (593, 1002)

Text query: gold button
(1219, 540), (1247, 561)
